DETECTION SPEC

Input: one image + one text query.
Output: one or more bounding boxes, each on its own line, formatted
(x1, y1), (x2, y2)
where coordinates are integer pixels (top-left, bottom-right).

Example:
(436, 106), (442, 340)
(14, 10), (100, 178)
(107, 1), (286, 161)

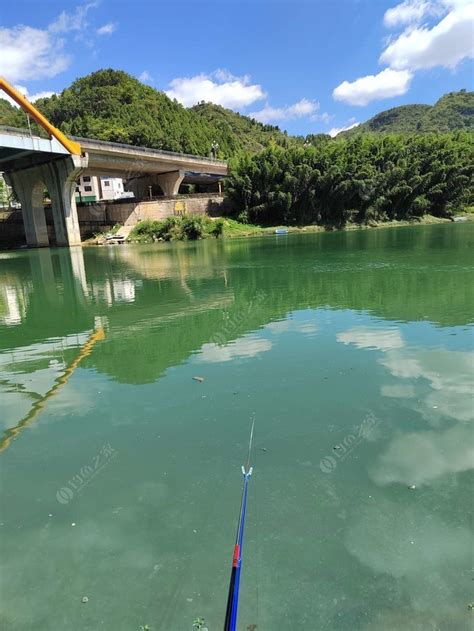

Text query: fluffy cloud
(334, 1), (473, 107)
(96, 22), (117, 36)
(0, 2), (103, 84)
(0, 25), (70, 83)
(249, 98), (319, 123)
(328, 121), (360, 137)
(383, 0), (434, 27)
(380, 3), (474, 70)
(49, 1), (99, 33)
(333, 68), (413, 106)
(166, 70), (266, 108)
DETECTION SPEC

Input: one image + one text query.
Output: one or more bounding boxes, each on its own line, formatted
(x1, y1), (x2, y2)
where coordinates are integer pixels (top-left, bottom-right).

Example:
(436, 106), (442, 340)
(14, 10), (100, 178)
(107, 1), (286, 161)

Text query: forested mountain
(0, 70), (472, 156)
(342, 90), (474, 136)
(0, 69), (292, 157)
(190, 101), (295, 154)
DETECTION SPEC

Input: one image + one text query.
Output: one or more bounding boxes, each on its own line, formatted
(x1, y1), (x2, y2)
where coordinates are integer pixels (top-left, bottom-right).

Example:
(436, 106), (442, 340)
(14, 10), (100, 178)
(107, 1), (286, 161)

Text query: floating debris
(260, 447), (267, 452)
(71, 522), (76, 526)
(408, 485), (416, 490)
(333, 445), (342, 451)
(81, 596), (89, 603)
(192, 376), (205, 383)
(468, 603), (474, 611)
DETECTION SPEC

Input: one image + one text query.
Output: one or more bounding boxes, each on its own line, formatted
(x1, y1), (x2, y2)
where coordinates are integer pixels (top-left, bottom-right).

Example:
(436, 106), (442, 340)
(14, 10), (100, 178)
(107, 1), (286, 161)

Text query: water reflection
(345, 498), (471, 627)
(0, 328), (105, 452)
(371, 425), (473, 486)
(0, 225), (473, 630)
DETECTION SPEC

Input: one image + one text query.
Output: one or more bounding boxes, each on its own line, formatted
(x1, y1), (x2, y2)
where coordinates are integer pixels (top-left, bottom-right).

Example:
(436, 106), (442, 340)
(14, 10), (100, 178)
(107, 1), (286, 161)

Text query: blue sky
(1, 0), (473, 136)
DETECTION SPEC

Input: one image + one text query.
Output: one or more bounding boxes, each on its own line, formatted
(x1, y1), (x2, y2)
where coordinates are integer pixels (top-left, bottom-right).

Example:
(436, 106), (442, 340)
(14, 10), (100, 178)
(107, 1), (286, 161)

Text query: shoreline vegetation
(87, 212), (473, 246)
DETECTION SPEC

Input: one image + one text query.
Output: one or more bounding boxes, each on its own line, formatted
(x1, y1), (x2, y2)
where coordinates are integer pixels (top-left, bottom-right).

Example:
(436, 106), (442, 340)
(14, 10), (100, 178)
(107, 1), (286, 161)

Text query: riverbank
(85, 212), (474, 245)
(218, 214), (464, 238)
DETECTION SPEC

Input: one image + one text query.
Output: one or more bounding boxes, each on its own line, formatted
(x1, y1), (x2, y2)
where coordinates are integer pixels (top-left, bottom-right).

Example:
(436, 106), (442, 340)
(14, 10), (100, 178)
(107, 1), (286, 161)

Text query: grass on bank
(86, 212), (473, 245)
(127, 216), (325, 243)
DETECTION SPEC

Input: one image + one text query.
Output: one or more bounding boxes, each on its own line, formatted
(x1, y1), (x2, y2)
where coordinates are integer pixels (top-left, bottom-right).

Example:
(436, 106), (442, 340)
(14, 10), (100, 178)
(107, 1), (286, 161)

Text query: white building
(75, 175), (101, 203)
(75, 176), (129, 203)
(99, 176), (126, 201)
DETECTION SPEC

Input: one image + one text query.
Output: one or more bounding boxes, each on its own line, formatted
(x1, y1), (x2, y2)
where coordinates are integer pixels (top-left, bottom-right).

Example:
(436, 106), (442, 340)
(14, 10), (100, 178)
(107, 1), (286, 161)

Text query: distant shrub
(208, 218), (224, 238)
(159, 216), (182, 240)
(129, 220), (161, 241)
(181, 215), (205, 240)
(236, 210), (249, 224)
(130, 214), (227, 242)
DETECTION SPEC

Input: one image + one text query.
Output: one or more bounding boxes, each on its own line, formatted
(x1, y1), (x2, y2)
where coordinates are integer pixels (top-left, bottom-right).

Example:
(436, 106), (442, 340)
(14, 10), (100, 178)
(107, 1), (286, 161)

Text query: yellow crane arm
(0, 76), (81, 155)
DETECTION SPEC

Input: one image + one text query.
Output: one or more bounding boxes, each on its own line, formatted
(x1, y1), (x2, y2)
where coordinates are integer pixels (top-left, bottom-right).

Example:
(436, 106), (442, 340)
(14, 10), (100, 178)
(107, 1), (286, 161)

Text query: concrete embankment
(0, 194), (232, 247)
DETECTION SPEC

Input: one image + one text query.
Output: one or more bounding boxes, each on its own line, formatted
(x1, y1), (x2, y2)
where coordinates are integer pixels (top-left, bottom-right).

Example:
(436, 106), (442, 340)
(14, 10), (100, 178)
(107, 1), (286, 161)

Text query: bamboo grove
(226, 133), (474, 227)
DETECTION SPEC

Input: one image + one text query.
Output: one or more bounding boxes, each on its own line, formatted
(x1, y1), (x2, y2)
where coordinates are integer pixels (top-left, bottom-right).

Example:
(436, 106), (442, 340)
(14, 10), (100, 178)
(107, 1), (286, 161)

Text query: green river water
(0, 223), (473, 630)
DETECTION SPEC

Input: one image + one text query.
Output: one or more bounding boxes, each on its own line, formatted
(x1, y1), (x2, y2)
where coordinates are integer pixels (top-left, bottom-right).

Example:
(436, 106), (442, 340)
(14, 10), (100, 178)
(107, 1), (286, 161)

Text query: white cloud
(334, 1), (473, 108)
(333, 68), (413, 106)
(250, 98), (319, 123)
(328, 121), (360, 137)
(0, 2), (101, 84)
(380, 4), (474, 70)
(165, 70), (266, 108)
(138, 70), (153, 83)
(0, 25), (70, 83)
(49, 1), (99, 33)
(96, 22), (117, 36)
(383, 1), (434, 27)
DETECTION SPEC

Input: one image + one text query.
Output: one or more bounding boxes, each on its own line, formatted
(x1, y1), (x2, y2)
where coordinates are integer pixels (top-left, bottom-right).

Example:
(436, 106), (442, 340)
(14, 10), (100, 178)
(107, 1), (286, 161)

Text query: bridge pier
(155, 170), (185, 197)
(5, 155), (88, 247)
(128, 170), (185, 199)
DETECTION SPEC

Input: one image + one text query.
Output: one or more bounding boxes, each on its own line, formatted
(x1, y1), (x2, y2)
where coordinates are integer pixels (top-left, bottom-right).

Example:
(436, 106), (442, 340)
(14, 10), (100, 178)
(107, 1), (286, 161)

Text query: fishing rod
(224, 418), (255, 631)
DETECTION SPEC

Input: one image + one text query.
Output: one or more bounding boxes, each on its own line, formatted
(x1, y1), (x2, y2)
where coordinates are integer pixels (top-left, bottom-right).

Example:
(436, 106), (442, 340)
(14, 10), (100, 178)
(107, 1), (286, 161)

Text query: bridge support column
(155, 170), (184, 197)
(5, 154), (88, 247)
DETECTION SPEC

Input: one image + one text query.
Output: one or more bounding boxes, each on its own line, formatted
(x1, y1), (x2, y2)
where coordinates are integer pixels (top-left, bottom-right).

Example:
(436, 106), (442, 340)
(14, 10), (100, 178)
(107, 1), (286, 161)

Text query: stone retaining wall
(0, 195), (233, 246)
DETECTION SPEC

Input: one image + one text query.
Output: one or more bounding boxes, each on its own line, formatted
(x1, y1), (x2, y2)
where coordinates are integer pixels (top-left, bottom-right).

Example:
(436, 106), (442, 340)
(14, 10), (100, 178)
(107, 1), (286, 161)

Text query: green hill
(0, 69), (293, 158)
(342, 90), (474, 136)
(0, 72), (472, 154)
(190, 101), (294, 153)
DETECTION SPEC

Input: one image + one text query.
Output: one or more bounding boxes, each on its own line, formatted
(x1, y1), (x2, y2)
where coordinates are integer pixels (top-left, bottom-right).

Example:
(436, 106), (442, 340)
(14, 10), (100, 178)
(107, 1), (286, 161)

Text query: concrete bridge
(0, 126), (227, 247)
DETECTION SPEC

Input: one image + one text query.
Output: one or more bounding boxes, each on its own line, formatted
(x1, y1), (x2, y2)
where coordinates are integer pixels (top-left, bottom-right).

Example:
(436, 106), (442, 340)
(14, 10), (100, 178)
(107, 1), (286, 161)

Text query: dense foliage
(227, 133), (474, 226)
(343, 90), (474, 136)
(1, 69), (471, 156)
(0, 70), (292, 157)
(129, 216), (224, 242)
(190, 102), (295, 154)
